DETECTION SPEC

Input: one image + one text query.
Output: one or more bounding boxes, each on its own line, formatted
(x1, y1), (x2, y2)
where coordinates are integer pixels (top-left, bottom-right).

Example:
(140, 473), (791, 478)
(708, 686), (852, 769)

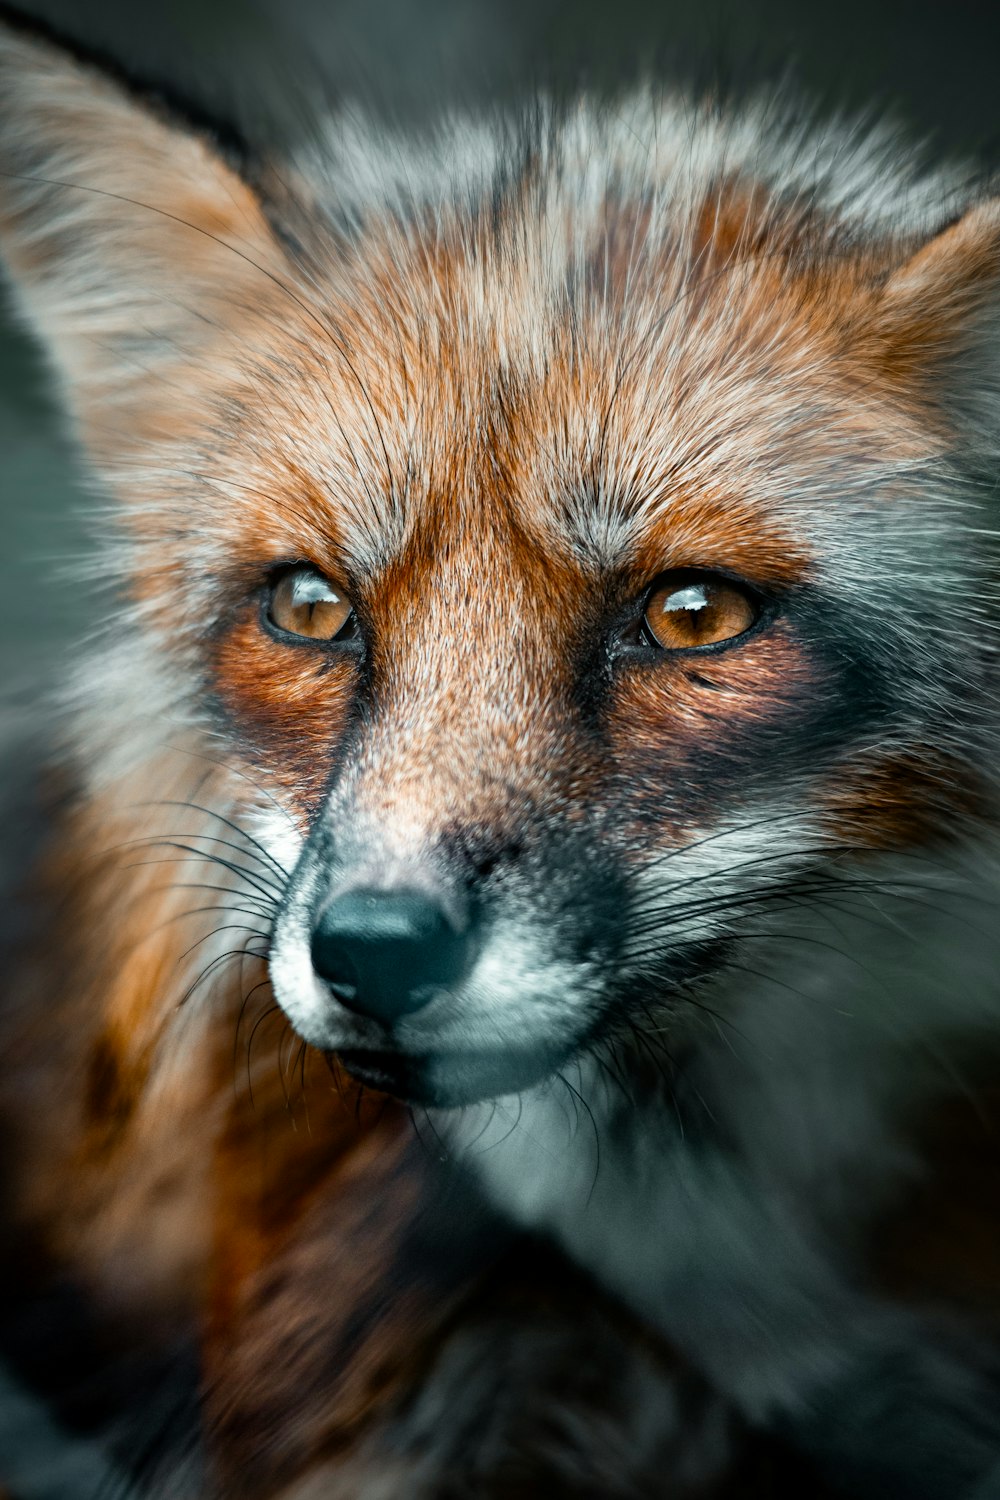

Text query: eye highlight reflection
(642, 573), (758, 651)
(266, 566), (356, 643)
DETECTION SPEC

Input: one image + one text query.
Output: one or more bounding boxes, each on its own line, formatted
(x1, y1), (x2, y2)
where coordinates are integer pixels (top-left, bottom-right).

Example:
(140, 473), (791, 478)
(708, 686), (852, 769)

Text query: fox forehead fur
(5, 8), (1000, 1497)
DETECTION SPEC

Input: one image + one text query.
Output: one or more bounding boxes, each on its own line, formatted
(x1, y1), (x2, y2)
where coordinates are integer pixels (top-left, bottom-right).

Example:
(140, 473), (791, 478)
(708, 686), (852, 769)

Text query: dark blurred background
(2, 0), (999, 699)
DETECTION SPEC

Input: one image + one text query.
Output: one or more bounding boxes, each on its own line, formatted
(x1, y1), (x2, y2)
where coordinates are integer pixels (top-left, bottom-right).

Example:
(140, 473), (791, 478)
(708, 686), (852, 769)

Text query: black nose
(310, 888), (471, 1025)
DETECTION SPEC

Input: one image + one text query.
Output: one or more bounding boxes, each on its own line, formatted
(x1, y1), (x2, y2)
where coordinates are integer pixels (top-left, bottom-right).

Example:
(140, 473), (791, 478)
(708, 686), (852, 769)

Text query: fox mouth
(337, 1041), (572, 1108)
(337, 1048), (420, 1097)
(327, 939), (729, 1107)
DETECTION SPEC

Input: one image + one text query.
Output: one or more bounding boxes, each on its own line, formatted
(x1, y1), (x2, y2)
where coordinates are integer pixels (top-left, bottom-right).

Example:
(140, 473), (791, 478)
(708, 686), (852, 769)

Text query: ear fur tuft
(872, 199), (1000, 406)
(0, 7), (285, 450)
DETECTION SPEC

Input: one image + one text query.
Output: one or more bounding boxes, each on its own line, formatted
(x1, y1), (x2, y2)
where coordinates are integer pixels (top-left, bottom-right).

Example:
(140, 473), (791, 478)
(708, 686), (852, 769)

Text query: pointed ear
(873, 199), (1000, 413)
(0, 10), (287, 451)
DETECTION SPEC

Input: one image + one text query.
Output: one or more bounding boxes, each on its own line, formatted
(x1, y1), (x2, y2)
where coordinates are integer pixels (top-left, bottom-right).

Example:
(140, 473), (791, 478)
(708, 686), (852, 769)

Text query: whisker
(277, 1025), (298, 1117)
(122, 848), (280, 904)
(176, 940), (269, 1010)
(636, 808), (819, 873)
(557, 1070), (602, 1205)
(233, 977), (275, 1075)
(117, 834), (284, 895)
(159, 740), (299, 832)
(322, 1051), (351, 1111)
(144, 880), (275, 916)
(623, 870), (985, 943)
(138, 801), (290, 880)
(152, 901), (278, 936)
(297, 1042), (313, 1131)
(244, 1003), (284, 1107)
(176, 922), (271, 965)
(476, 1093), (525, 1157)
(125, 867), (276, 918)
(137, 840), (282, 900)
(460, 1099), (500, 1154)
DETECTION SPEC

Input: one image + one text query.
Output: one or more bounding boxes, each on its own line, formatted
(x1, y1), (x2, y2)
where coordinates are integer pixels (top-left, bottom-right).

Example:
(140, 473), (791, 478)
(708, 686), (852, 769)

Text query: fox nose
(310, 888), (471, 1025)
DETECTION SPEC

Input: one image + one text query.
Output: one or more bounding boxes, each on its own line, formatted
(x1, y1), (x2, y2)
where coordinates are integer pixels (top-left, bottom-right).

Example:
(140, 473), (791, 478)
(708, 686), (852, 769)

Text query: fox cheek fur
(6, 6), (1000, 1498)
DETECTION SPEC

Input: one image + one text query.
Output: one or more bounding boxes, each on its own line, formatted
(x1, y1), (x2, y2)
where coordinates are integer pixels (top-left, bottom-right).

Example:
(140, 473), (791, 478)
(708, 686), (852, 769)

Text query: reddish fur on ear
(0, 15), (288, 454)
(870, 200), (1000, 393)
(886, 201), (1000, 318)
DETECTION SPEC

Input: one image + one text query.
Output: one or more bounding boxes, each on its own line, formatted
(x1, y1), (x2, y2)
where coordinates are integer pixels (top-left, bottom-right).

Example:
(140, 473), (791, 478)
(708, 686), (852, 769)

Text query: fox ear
(0, 11), (286, 452)
(874, 199), (1000, 409)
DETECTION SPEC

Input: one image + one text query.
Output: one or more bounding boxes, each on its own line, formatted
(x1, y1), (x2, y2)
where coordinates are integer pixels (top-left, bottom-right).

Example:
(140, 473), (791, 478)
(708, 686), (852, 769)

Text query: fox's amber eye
(643, 573), (757, 651)
(267, 567), (355, 642)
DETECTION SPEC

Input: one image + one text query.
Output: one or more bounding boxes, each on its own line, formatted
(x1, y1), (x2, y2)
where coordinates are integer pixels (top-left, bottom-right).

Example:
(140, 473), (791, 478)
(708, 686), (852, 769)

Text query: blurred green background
(2, 0), (999, 696)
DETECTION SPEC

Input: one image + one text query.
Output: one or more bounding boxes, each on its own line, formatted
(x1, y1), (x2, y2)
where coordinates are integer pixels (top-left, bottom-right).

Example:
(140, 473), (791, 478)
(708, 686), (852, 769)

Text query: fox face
(2, 15), (1000, 1111)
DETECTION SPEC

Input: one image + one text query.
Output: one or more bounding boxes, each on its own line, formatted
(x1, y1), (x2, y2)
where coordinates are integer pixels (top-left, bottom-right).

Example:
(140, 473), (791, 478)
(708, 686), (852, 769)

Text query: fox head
(2, 12), (1000, 1107)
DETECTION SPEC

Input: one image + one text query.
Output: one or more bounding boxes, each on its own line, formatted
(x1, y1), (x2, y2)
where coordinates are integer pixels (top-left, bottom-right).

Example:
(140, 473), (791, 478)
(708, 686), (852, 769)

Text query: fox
(4, 4), (1000, 1496)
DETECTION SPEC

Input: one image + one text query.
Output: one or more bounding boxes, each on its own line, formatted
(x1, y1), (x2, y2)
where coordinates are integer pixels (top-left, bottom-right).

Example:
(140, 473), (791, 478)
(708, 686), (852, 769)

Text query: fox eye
(642, 573), (757, 651)
(266, 567), (356, 642)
